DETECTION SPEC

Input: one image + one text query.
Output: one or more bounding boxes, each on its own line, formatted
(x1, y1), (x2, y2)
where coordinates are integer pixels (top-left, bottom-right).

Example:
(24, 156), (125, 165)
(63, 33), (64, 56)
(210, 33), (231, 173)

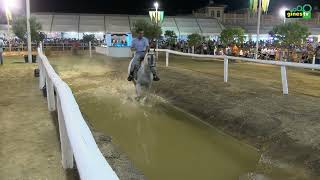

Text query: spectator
(203, 44), (208, 54)
(269, 48), (275, 60)
(315, 46), (320, 64)
(232, 44), (238, 56)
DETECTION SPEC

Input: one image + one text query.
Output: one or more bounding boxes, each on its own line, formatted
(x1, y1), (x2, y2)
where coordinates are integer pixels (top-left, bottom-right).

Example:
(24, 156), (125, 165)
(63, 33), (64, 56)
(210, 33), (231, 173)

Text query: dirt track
(0, 58), (75, 180)
(99, 53), (320, 178)
(154, 54), (320, 178)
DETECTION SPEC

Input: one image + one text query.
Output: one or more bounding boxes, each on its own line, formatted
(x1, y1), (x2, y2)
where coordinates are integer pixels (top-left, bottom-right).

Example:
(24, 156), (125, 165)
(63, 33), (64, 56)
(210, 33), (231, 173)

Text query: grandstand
(0, 12), (319, 41)
(27, 13), (224, 39)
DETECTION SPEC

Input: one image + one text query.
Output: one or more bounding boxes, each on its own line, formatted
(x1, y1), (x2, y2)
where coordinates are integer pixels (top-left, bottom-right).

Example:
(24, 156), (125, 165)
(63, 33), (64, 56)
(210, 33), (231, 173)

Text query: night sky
(4, 0), (320, 15)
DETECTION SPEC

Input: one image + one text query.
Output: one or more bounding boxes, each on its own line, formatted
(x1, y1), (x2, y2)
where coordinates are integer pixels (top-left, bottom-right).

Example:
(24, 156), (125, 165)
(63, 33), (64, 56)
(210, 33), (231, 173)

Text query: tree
(272, 22), (310, 46)
(220, 27), (245, 45)
(132, 20), (162, 40)
(12, 16), (42, 42)
(187, 33), (202, 47)
(82, 34), (96, 43)
(164, 30), (177, 46)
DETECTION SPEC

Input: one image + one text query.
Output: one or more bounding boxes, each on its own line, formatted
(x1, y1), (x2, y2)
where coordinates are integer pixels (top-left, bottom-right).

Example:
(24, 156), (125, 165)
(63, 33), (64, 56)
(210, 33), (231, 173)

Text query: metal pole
(224, 56), (228, 83)
(281, 65), (288, 95)
(26, 0), (32, 63)
(7, 20), (11, 52)
(312, 55), (316, 71)
(89, 41), (92, 58)
(156, 8), (159, 59)
(165, 51), (169, 67)
(255, 0), (262, 59)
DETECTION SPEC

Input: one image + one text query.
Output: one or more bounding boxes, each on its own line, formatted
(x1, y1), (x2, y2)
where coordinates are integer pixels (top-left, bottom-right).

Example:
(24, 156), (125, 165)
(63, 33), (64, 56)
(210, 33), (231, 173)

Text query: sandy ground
(154, 54), (320, 178)
(0, 58), (75, 180)
(92, 132), (145, 180)
(47, 52), (320, 179)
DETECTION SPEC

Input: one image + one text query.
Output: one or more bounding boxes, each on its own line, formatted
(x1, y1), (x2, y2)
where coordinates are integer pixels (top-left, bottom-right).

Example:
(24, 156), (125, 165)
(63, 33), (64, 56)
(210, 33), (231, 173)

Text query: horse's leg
(135, 84), (142, 99)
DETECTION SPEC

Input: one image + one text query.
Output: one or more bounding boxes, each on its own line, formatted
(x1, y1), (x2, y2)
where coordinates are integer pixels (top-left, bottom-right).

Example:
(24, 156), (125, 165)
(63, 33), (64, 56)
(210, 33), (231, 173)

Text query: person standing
(315, 46), (320, 64)
(203, 44), (208, 54)
(0, 37), (4, 65)
(269, 48), (275, 60)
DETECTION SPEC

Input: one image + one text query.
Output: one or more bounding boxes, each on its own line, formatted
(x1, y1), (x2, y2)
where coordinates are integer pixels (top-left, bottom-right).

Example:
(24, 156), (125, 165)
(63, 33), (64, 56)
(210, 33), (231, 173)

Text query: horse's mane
(140, 54), (151, 73)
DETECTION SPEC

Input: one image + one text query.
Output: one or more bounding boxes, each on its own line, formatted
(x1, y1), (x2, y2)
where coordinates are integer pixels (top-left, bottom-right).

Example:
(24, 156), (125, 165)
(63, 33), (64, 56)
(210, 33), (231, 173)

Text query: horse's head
(140, 53), (153, 74)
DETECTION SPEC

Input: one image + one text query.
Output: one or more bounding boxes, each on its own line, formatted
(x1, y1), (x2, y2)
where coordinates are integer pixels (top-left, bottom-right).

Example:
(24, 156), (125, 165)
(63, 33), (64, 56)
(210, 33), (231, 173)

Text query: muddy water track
(49, 53), (319, 179)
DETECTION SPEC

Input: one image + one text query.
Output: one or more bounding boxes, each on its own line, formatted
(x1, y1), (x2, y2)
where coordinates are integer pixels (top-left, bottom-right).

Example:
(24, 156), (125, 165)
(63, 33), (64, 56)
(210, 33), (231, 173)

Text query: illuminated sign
(149, 11), (164, 24)
(285, 4), (312, 19)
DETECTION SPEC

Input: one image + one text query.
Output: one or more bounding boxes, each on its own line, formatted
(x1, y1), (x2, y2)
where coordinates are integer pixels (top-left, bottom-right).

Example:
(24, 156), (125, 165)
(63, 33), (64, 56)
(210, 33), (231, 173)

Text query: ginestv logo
(285, 4), (312, 19)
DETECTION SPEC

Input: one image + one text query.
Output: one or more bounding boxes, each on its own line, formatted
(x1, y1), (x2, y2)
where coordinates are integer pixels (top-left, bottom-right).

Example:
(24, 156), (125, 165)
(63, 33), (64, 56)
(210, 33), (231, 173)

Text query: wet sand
(49, 53), (318, 179)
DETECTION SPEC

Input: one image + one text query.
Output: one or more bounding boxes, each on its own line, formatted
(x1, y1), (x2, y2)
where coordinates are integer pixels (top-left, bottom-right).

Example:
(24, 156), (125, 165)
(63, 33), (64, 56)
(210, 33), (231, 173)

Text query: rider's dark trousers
(129, 52), (157, 75)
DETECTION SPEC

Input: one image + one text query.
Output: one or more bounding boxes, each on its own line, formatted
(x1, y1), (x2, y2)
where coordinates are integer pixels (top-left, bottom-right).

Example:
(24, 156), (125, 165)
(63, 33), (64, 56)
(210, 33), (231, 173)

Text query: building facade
(193, 1), (320, 42)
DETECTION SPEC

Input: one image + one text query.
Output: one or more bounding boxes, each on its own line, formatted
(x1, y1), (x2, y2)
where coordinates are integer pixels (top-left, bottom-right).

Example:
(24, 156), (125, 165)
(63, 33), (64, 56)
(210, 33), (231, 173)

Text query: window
(211, 11), (215, 17)
(217, 11), (221, 17)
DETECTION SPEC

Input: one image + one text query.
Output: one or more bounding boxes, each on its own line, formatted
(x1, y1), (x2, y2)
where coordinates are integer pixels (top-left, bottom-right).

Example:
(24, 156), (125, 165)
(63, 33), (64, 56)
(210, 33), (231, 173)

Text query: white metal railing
(37, 45), (119, 180)
(95, 46), (109, 55)
(157, 49), (320, 95)
(2, 42), (99, 52)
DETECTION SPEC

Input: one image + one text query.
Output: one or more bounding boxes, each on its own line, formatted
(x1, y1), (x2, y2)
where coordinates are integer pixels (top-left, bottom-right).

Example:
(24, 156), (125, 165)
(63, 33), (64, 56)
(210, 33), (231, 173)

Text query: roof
(29, 13), (223, 35)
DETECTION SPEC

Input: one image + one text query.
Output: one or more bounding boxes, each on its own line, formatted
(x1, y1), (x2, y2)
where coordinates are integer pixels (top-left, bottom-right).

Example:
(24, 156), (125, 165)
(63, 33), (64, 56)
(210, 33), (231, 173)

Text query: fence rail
(157, 49), (320, 95)
(37, 46), (119, 180)
(2, 43), (100, 52)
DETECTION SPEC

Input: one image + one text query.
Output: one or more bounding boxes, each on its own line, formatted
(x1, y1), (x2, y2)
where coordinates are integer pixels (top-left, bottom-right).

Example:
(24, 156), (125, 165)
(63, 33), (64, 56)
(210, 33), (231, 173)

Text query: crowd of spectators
(159, 39), (320, 63)
(1, 34), (319, 64)
(0, 37), (103, 51)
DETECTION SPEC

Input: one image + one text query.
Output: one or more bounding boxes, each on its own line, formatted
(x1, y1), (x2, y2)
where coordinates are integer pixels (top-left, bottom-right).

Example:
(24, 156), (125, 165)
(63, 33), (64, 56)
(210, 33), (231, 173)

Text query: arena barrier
(37, 45), (119, 180)
(156, 49), (320, 95)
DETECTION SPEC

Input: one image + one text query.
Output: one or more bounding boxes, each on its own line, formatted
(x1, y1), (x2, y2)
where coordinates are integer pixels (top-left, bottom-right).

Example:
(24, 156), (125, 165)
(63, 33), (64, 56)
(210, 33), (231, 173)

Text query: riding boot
(153, 73), (160, 81)
(127, 72), (134, 81)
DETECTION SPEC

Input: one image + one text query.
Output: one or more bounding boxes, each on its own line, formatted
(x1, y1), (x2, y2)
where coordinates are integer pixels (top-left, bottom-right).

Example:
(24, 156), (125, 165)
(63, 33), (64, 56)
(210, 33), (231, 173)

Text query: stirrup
(153, 75), (160, 81)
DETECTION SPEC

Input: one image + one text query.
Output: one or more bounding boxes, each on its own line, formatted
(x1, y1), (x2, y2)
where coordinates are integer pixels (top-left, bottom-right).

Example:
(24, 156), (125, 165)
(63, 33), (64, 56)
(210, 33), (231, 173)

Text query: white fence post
(46, 77), (56, 111)
(224, 56), (229, 83)
(312, 55), (316, 71)
(56, 96), (74, 169)
(39, 42), (43, 53)
(281, 65), (288, 95)
(89, 41), (92, 58)
(38, 54), (46, 89)
(166, 51), (169, 67)
(192, 46), (195, 59)
(62, 43), (65, 51)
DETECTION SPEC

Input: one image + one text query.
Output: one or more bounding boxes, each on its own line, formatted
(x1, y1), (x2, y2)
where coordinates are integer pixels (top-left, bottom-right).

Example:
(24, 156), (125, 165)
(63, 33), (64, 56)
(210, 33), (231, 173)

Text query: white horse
(128, 53), (153, 99)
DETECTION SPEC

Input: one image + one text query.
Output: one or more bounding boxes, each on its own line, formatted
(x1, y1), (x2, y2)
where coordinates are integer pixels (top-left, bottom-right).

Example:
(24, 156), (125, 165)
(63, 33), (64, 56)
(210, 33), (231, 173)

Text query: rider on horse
(127, 28), (160, 81)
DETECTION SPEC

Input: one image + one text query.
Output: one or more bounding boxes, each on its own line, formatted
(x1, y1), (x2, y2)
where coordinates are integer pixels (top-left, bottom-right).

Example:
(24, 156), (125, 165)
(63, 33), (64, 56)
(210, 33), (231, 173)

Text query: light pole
(250, 0), (270, 59)
(4, 0), (14, 51)
(279, 7), (287, 24)
(154, 2), (159, 22)
(26, 0), (32, 63)
(153, 2), (159, 58)
(255, 0), (262, 59)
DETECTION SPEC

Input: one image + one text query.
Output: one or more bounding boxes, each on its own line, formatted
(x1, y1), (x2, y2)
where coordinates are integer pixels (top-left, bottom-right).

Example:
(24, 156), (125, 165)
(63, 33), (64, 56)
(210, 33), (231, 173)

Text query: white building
(193, 1), (320, 42)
